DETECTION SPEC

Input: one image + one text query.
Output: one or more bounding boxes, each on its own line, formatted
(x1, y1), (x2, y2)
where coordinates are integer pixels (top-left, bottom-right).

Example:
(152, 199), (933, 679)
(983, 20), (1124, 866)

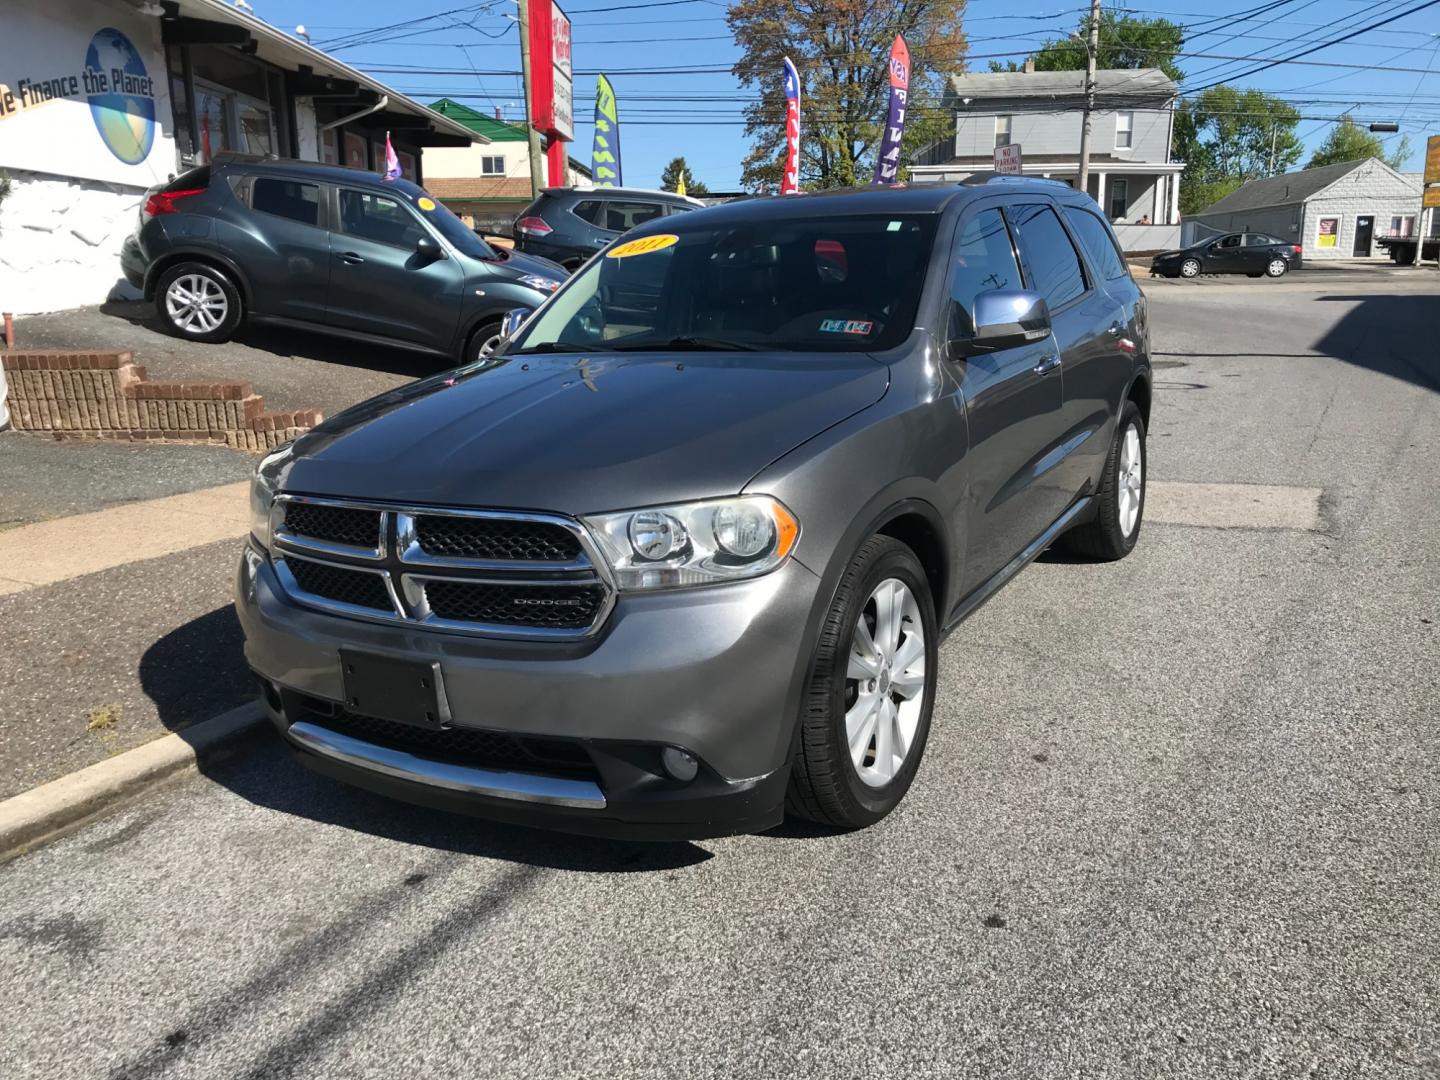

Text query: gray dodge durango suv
(237, 177), (1152, 839)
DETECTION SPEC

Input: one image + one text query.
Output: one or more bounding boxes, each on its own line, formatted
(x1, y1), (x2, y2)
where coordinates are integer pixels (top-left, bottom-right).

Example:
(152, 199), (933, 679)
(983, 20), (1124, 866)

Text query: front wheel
(1059, 400), (1146, 561)
(1265, 258), (1288, 278)
(1180, 257), (1202, 278)
(155, 262), (243, 343)
(787, 536), (938, 830)
(468, 319), (505, 361)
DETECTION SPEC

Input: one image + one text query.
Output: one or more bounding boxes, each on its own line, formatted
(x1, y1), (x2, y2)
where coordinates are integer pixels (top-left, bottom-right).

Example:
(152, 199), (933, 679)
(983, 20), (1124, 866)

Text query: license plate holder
(339, 650), (451, 730)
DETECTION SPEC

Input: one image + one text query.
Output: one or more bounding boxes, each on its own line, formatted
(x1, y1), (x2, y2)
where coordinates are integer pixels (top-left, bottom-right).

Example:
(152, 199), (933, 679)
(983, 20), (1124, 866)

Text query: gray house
(1184, 158), (1432, 260)
(910, 64), (1184, 250)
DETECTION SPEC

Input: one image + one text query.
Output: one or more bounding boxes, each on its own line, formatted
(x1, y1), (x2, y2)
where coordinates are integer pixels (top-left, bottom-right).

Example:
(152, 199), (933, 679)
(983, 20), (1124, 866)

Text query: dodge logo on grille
(513, 597), (586, 607)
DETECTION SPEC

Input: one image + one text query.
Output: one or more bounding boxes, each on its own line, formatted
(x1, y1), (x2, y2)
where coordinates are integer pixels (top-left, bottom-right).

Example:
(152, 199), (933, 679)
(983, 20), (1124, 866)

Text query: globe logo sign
(85, 28), (156, 165)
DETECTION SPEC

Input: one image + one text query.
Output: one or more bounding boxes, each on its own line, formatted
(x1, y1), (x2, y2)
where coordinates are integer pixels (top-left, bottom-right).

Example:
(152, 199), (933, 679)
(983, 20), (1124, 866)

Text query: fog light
(661, 746), (699, 782)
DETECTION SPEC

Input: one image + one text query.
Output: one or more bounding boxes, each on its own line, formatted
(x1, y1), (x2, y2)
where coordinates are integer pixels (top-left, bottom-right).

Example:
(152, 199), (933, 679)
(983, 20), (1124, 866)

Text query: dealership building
(0, 0), (481, 315)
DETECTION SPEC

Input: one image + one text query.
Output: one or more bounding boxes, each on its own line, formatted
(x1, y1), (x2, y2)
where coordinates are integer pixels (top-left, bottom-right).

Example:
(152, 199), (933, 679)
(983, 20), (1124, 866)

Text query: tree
(1306, 118), (1411, 171)
(1174, 86), (1303, 214)
(1028, 12), (1185, 82)
(727, 0), (967, 192)
(660, 156), (709, 196)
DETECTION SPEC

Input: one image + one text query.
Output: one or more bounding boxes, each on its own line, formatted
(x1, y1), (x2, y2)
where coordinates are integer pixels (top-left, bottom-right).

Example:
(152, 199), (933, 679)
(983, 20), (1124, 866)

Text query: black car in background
(121, 155), (567, 362)
(513, 186), (706, 270)
(1151, 231), (1303, 279)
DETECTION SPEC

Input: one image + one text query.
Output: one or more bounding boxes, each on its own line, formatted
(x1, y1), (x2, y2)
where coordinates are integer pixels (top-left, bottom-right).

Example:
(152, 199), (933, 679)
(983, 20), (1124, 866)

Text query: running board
(943, 497), (1093, 633)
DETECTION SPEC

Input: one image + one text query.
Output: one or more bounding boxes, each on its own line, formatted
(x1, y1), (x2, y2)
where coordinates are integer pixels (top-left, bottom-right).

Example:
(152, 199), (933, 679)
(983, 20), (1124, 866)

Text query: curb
(0, 702), (268, 864)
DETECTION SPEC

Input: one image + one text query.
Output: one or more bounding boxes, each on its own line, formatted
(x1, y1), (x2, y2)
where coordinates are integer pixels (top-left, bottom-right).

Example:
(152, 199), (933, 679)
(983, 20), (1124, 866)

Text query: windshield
(407, 188), (497, 260)
(509, 214), (936, 354)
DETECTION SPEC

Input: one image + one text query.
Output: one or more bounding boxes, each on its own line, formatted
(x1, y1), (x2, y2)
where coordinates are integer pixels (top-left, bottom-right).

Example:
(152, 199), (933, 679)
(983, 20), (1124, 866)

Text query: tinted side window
(338, 189), (425, 249)
(1217, 234), (1242, 249)
(948, 207), (1023, 339)
(571, 199), (603, 224)
(598, 200), (664, 232)
(1008, 204), (1086, 310)
(1062, 206), (1127, 281)
(252, 178), (320, 227)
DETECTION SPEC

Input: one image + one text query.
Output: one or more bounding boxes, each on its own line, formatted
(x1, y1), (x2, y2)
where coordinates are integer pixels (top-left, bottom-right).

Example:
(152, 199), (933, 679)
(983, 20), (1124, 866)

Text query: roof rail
(959, 173), (1071, 188)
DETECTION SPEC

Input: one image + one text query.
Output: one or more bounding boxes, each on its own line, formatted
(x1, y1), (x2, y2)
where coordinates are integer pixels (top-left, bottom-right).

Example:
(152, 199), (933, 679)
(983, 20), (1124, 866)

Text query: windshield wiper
(611, 335), (761, 352)
(510, 341), (595, 354)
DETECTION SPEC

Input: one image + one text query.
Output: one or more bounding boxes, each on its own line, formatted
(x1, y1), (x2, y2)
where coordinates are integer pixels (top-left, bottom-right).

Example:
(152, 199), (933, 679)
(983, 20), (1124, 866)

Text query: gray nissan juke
(237, 176), (1153, 839)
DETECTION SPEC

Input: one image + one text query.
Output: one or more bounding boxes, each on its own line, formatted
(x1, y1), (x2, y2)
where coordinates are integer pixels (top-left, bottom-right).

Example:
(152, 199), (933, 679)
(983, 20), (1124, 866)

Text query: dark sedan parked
(1151, 232), (1303, 279)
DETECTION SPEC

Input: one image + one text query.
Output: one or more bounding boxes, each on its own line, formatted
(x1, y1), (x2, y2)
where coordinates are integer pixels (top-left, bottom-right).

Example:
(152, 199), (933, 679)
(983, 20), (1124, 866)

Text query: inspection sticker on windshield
(416, 196), (437, 211)
(607, 234), (680, 259)
(820, 319), (874, 335)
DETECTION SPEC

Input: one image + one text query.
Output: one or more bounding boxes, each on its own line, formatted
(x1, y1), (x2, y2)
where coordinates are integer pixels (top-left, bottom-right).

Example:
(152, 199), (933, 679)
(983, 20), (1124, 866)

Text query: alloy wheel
(1117, 422), (1144, 537)
(845, 578), (926, 788)
(164, 274), (228, 334)
(476, 331), (505, 360)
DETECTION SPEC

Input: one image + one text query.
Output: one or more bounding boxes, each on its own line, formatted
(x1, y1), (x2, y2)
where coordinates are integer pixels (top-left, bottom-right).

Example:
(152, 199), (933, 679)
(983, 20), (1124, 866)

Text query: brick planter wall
(1, 350), (322, 452)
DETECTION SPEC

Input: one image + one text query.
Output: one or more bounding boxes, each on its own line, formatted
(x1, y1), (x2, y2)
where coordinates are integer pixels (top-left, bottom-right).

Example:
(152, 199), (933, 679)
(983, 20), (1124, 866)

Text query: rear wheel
(1059, 400), (1146, 561)
(787, 536), (937, 830)
(155, 262), (243, 343)
(1265, 257), (1288, 277)
(1180, 257), (1201, 278)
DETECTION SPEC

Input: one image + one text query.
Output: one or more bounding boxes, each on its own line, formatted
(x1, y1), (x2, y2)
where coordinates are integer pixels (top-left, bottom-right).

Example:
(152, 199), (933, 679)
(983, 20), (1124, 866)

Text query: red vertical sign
(781, 56), (801, 195)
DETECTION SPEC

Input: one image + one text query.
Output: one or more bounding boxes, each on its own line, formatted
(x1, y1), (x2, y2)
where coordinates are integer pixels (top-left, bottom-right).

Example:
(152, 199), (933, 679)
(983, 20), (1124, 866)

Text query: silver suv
(238, 177), (1152, 839)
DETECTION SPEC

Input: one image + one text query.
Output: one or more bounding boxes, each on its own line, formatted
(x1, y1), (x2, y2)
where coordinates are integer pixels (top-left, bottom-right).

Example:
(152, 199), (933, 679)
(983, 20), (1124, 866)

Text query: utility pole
(1076, 0), (1101, 197)
(516, 0), (545, 199)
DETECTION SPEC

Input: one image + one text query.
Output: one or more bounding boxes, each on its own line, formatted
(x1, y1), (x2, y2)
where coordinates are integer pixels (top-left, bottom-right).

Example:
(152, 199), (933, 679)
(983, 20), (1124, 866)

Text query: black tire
(467, 318), (505, 361)
(1060, 400), (1146, 561)
(154, 261), (243, 343)
(1179, 257), (1201, 279)
(787, 535), (938, 830)
(1264, 257), (1288, 278)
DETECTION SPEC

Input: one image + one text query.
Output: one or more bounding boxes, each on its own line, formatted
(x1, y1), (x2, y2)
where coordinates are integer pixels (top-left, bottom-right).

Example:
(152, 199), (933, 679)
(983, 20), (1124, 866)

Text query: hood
(484, 246), (567, 283)
(281, 352), (889, 514)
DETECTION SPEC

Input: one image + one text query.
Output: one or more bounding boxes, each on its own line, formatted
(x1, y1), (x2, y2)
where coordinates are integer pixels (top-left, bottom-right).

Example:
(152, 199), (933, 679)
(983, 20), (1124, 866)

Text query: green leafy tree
(659, 156), (710, 196)
(1028, 12), (1185, 82)
(728, 0), (967, 192)
(1306, 117), (1410, 170)
(1175, 86), (1303, 214)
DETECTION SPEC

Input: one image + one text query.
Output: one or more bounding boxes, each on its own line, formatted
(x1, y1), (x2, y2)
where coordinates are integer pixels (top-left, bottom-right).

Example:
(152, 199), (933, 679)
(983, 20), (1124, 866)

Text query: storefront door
(1353, 215), (1374, 257)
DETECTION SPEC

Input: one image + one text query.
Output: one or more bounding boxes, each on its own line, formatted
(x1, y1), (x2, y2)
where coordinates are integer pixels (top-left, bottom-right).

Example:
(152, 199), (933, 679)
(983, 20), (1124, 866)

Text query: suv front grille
(270, 497), (613, 639)
(422, 580), (605, 629)
(285, 558), (392, 611)
(282, 502), (382, 549)
(413, 515), (581, 563)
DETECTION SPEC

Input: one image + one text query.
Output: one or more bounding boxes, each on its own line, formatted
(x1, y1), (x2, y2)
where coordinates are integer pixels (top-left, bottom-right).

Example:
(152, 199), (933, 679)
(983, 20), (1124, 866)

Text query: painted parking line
(1146, 481), (1323, 531)
(0, 481), (250, 594)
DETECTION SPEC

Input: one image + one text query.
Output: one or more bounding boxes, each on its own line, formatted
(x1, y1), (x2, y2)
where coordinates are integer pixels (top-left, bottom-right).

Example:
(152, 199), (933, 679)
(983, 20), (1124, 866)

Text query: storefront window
(343, 132), (368, 170)
(188, 47), (275, 162)
(237, 99), (273, 155)
(195, 85), (233, 160)
(321, 129), (339, 165)
(167, 47), (194, 161)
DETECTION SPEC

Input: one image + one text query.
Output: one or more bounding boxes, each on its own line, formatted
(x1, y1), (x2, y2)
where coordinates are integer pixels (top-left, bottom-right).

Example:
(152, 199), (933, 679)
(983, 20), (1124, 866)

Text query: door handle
(1033, 354), (1062, 376)
(338, 252), (365, 265)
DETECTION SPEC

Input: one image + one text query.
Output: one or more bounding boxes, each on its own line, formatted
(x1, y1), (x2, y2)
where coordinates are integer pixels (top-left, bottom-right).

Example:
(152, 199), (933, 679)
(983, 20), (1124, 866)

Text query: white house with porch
(909, 65), (1184, 252)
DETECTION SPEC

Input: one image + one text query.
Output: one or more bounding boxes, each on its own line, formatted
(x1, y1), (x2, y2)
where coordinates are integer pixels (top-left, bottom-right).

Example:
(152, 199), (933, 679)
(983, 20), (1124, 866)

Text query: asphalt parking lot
(1, 277), (1437, 1078)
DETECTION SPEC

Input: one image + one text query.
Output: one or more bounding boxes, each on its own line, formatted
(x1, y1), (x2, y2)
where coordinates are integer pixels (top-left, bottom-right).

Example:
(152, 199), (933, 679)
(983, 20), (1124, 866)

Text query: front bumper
(237, 545), (821, 839)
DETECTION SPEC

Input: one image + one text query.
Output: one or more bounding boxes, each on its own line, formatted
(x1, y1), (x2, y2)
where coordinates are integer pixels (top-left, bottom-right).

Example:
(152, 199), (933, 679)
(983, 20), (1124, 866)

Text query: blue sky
(282, 0), (1439, 189)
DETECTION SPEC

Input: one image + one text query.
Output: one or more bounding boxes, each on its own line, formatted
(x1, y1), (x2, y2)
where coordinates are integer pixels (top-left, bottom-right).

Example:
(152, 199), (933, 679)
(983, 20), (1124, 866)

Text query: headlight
(250, 442), (293, 549)
(583, 496), (799, 590)
(519, 274), (560, 293)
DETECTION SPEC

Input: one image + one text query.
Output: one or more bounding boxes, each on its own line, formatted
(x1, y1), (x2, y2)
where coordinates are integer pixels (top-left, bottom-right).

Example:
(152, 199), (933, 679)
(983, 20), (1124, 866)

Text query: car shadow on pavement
(1312, 294), (1440, 394)
(140, 608), (713, 874)
(99, 300), (450, 381)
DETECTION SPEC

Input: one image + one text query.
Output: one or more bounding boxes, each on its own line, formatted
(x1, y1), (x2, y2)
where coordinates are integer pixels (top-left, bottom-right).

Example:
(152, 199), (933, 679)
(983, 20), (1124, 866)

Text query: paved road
(2, 280), (1437, 1079)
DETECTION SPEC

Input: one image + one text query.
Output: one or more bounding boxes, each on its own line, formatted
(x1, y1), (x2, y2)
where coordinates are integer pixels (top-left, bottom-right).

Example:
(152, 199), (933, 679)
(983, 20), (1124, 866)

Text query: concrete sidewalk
(0, 481), (257, 799)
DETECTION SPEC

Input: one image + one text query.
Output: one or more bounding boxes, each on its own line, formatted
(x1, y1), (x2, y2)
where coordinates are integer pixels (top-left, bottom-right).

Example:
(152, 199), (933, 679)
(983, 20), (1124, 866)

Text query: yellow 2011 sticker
(416, 196), (437, 211)
(606, 234), (680, 259)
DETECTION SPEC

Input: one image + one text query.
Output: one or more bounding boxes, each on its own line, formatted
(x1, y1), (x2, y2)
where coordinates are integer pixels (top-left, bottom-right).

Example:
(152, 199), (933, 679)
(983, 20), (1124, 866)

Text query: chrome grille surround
(269, 496), (616, 640)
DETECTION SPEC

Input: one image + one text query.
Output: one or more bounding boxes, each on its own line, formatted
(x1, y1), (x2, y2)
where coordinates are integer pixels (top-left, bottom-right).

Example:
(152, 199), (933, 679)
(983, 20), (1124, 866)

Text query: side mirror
(501, 308), (530, 340)
(952, 290), (1052, 357)
(415, 236), (447, 260)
